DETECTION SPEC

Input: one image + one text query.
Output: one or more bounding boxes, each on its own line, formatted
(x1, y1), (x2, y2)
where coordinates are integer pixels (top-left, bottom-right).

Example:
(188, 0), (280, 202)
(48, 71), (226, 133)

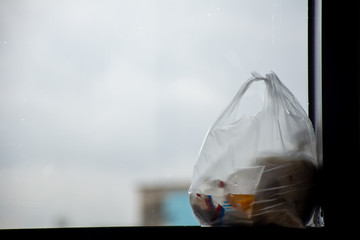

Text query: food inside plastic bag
(252, 155), (317, 228)
(189, 72), (323, 228)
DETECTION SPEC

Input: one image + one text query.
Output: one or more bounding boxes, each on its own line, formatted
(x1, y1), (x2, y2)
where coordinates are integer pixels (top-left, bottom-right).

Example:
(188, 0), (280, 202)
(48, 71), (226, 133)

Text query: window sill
(1, 226), (328, 238)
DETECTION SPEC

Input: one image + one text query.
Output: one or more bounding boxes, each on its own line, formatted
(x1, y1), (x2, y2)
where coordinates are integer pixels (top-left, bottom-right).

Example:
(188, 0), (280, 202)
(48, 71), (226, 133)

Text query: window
(0, 0), (309, 228)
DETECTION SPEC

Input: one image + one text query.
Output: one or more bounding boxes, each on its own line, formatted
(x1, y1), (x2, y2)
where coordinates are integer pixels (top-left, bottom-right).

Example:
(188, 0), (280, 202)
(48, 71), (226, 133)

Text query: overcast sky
(0, 0), (308, 227)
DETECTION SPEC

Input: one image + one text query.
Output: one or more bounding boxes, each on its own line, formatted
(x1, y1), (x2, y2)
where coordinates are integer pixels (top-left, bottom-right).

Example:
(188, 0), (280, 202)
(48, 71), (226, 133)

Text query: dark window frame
(317, 0), (359, 234)
(1, 0), (359, 237)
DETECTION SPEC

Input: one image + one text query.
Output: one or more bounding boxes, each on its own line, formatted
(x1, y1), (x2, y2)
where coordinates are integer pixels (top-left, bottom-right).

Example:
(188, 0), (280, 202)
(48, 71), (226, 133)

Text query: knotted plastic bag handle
(212, 71), (307, 129)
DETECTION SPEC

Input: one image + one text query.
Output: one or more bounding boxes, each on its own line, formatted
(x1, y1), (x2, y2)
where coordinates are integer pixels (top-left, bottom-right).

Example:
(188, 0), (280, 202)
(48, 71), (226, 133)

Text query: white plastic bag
(189, 72), (322, 227)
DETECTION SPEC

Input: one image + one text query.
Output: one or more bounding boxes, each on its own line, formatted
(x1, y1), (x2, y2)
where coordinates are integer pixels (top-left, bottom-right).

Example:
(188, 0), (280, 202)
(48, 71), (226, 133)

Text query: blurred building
(139, 181), (198, 226)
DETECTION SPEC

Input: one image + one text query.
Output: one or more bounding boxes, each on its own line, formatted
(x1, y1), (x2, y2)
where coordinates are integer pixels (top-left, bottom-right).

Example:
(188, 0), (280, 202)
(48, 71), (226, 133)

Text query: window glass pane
(0, 0), (307, 228)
